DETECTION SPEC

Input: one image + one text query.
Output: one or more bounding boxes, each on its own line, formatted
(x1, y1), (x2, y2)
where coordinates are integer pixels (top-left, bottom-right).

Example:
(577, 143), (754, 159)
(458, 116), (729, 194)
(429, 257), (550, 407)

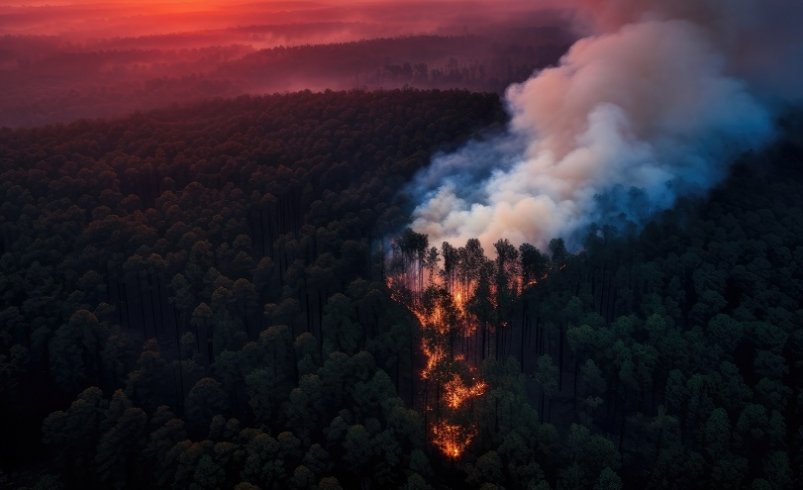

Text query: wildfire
(420, 342), (445, 379)
(385, 271), (487, 460)
(384, 235), (535, 460)
(432, 422), (477, 459)
(416, 303), (451, 335)
(454, 290), (466, 312)
(443, 374), (487, 410)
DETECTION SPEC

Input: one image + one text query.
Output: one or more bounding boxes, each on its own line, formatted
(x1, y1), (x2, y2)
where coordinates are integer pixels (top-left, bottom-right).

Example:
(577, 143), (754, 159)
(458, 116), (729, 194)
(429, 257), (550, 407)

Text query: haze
(0, 1), (573, 126)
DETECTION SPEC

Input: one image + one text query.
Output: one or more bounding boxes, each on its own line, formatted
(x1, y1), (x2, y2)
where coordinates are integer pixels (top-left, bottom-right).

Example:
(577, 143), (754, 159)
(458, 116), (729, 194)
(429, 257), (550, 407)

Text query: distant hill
(0, 30), (571, 127)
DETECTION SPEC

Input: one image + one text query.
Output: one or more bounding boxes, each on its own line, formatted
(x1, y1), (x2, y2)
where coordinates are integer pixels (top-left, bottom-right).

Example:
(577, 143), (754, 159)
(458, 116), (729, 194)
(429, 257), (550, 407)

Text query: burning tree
(386, 230), (557, 459)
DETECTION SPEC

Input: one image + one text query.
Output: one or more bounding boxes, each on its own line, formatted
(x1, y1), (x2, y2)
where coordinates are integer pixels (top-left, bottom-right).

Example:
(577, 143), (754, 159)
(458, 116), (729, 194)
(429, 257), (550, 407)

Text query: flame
(421, 343), (445, 379)
(432, 422), (477, 459)
(384, 239), (538, 460)
(385, 270), (488, 459)
(443, 374), (487, 410)
(454, 290), (465, 311)
(384, 236), (559, 459)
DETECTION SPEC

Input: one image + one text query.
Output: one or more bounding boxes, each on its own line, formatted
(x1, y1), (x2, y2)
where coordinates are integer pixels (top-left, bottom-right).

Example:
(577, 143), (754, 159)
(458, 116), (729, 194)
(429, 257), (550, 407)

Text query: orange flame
(386, 272), (488, 459)
(385, 245), (531, 460)
(432, 422), (477, 459)
(443, 374), (487, 410)
(421, 342), (445, 379)
(385, 238), (545, 459)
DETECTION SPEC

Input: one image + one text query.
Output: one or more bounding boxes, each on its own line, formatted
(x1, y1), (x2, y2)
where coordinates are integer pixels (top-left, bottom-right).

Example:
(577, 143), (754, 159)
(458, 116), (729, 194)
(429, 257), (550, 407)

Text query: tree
(49, 310), (105, 393)
(318, 477), (344, 490)
(295, 332), (321, 376)
(246, 368), (282, 426)
(703, 408), (731, 458)
(42, 387), (105, 481)
(185, 378), (229, 436)
(493, 239), (520, 352)
(146, 407), (188, 487)
(95, 407), (148, 488)
(241, 432), (284, 486)
(594, 467), (623, 490)
(291, 465), (316, 489)
(398, 228), (429, 292)
(548, 238), (568, 266)
(190, 454), (226, 490)
(343, 424), (373, 473)
(100, 326), (137, 390)
(322, 294), (361, 355)
(468, 451), (503, 486)
(125, 340), (174, 413)
(519, 243), (548, 286)
(535, 355), (559, 422)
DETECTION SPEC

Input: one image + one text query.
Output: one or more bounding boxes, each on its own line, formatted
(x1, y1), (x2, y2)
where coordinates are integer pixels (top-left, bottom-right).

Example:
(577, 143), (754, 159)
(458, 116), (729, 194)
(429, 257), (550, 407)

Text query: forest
(1, 89), (802, 489)
(0, 1), (571, 128)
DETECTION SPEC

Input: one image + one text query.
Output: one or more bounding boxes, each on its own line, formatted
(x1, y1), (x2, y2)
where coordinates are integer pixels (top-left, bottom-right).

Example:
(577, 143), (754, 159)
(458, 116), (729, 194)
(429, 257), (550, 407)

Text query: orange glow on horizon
(0, 1), (338, 38)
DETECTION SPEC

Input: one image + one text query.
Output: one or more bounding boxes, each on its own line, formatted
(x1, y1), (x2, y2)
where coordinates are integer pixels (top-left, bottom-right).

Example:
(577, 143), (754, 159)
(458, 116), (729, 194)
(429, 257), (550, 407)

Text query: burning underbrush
(385, 229), (553, 458)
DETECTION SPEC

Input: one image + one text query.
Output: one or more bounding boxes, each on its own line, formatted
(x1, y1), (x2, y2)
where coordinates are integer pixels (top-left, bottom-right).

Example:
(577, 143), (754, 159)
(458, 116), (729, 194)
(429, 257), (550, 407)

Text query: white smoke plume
(409, 0), (803, 251)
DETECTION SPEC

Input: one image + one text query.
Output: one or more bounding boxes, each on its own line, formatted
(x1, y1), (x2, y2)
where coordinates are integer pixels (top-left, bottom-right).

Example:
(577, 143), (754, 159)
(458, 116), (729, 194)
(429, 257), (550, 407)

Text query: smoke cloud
(409, 0), (803, 251)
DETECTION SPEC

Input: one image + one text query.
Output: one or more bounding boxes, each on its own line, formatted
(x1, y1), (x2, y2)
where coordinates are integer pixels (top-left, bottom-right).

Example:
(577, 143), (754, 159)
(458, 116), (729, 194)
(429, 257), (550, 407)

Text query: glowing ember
(454, 291), (465, 311)
(432, 422), (477, 459)
(443, 374), (487, 410)
(421, 343), (445, 379)
(385, 235), (533, 459)
(386, 253), (490, 459)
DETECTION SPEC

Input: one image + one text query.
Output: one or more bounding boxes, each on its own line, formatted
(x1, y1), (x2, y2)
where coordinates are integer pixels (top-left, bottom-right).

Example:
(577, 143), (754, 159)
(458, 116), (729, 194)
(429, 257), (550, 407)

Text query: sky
(0, 1), (574, 126)
(0, 1), (558, 39)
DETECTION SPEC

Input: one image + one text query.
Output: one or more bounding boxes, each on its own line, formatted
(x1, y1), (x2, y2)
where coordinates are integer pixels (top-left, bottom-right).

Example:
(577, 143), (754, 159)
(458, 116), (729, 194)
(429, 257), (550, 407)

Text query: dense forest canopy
(1, 90), (802, 489)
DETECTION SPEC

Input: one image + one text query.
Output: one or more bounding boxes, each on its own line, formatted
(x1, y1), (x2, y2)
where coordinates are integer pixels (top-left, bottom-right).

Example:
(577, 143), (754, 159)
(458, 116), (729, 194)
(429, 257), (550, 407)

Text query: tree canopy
(1, 90), (802, 489)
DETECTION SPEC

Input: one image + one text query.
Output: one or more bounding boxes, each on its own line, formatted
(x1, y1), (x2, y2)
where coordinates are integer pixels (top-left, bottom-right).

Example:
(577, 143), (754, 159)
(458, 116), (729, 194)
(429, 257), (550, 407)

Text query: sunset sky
(0, 0), (573, 126)
(0, 1), (558, 39)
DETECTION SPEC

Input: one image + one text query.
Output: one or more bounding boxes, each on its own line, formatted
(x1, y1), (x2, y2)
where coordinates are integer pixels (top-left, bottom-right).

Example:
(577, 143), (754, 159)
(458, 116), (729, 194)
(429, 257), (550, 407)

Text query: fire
(420, 343), (445, 379)
(443, 374), (487, 410)
(432, 422), (477, 459)
(385, 267), (488, 459)
(454, 290), (465, 311)
(385, 235), (541, 460)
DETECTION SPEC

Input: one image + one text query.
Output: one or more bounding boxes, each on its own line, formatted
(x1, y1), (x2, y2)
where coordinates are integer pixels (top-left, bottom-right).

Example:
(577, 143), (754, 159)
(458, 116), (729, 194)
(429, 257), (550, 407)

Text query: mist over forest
(0, 0), (572, 127)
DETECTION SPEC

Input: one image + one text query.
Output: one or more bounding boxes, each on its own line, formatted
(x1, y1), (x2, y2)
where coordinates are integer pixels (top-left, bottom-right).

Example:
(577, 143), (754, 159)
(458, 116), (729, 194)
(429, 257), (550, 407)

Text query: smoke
(409, 0), (803, 251)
